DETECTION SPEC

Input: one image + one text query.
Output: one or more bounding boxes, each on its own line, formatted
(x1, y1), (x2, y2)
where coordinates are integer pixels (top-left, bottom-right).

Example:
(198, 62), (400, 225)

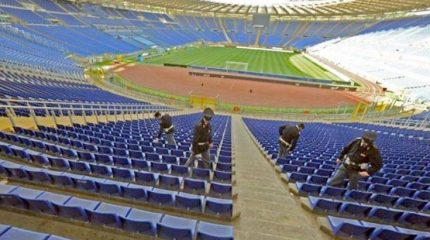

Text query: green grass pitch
(144, 46), (342, 81)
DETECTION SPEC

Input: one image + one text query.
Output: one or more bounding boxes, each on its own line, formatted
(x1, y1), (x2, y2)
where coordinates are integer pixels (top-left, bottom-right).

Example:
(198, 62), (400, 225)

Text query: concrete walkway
(231, 115), (330, 240)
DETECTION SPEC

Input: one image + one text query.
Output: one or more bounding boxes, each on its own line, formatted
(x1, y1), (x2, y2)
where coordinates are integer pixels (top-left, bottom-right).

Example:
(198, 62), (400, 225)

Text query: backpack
(279, 125), (287, 136)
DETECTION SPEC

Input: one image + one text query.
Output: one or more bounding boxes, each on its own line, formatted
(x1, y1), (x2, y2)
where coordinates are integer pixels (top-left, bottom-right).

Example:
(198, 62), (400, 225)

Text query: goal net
(225, 61), (248, 72)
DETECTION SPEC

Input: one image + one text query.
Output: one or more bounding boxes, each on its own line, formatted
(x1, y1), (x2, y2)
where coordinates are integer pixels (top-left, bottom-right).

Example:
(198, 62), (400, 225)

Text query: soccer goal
(225, 61), (248, 72)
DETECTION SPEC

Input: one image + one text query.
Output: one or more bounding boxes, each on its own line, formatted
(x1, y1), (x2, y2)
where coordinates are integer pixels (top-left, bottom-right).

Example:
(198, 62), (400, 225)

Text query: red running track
(117, 65), (361, 108)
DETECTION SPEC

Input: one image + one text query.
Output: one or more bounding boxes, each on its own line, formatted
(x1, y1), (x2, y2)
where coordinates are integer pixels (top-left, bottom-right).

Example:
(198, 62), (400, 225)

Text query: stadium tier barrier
(0, 98), (177, 131)
(188, 65), (359, 89)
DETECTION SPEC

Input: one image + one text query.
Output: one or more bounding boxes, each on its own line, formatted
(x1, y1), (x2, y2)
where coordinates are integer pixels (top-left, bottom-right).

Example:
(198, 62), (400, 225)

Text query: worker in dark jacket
(154, 111), (176, 145)
(185, 107), (214, 169)
(278, 123), (305, 159)
(328, 131), (383, 190)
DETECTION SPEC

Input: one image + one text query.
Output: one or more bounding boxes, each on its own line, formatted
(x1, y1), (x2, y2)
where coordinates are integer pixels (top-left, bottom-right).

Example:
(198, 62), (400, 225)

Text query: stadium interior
(0, 0), (429, 239)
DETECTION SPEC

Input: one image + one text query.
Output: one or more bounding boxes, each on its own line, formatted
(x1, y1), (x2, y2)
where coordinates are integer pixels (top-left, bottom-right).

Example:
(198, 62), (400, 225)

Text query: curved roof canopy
(91, 0), (430, 17)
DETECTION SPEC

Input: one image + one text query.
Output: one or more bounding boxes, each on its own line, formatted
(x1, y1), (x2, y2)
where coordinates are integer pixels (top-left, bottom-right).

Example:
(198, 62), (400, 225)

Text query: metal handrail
(0, 98), (159, 108)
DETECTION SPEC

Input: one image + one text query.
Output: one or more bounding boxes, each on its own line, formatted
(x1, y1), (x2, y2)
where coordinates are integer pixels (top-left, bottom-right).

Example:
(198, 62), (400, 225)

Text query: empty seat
(90, 165), (112, 177)
(394, 198), (427, 211)
(159, 175), (182, 190)
(399, 212), (430, 229)
(344, 190), (372, 202)
(157, 215), (197, 240)
(113, 157), (131, 167)
(183, 178), (206, 194)
(69, 161), (91, 174)
(192, 168), (210, 180)
(95, 154), (113, 165)
(213, 171), (231, 183)
(135, 172), (158, 186)
(131, 159), (149, 170)
(296, 183), (322, 196)
(320, 186), (346, 199)
(196, 222), (234, 240)
(122, 208), (161, 236)
(309, 197), (341, 214)
(204, 197), (233, 217)
(175, 192), (204, 212)
(369, 194), (398, 207)
(112, 168), (133, 181)
(367, 207), (403, 223)
(97, 181), (122, 196)
(89, 203), (129, 229)
(171, 165), (190, 176)
(151, 162), (169, 173)
(326, 216), (373, 239)
(147, 189), (175, 207)
(338, 203), (371, 218)
(209, 182), (232, 198)
(286, 172), (308, 183)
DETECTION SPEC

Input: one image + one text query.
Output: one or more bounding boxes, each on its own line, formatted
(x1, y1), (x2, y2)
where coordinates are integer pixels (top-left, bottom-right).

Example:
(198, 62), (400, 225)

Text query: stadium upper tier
(0, 0), (430, 101)
(0, 0), (430, 59)
(84, 0), (430, 17)
(309, 15), (430, 102)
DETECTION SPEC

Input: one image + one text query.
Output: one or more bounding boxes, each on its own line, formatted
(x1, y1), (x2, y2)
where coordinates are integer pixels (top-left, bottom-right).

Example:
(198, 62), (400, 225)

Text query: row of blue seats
(325, 216), (430, 240)
(41, 126), (232, 157)
(0, 132), (233, 175)
(307, 196), (429, 230)
(336, 123), (430, 139)
(0, 184), (233, 239)
(286, 170), (430, 191)
(276, 156), (430, 170)
(280, 162), (430, 186)
(295, 181), (430, 201)
(0, 141), (233, 197)
(0, 224), (68, 240)
(11, 129), (233, 167)
(33, 117), (233, 161)
(0, 160), (233, 217)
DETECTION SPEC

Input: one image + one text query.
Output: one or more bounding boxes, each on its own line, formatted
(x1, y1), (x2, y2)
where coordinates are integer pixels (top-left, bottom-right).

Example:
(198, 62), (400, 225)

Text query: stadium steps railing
(0, 98), (180, 131)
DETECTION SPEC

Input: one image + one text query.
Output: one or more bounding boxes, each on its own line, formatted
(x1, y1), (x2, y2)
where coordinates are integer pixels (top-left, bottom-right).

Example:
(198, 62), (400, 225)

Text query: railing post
(114, 105), (118, 122)
(93, 105), (99, 123)
(68, 109), (73, 126)
(52, 107), (59, 127)
(6, 100), (16, 117)
(5, 106), (16, 129)
(82, 104), (87, 124)
(28, 104), (39, 129)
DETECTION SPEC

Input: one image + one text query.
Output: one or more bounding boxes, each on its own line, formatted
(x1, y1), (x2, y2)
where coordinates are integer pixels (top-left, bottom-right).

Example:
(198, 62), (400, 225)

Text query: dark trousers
(278, 141), (290, 159)
(166, 132), (176, 145)
(185, 150), (211, 169)
(328, 165), (361, 190)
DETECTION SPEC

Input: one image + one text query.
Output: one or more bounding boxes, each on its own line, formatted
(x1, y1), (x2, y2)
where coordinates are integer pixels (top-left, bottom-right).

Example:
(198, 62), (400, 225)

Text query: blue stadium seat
(157, 215), (197, 240)
(204, 197), (233, 217)
(122, 208), (161, 236)
(183, 178), (206, 194)
(175, 192), (204, 212)
(196, 222), (234, 240)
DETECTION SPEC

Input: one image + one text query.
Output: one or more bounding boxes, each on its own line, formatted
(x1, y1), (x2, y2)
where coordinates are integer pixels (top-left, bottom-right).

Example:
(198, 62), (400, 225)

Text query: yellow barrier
(352, 102), (370, 120)
(189, 95), (217, 110)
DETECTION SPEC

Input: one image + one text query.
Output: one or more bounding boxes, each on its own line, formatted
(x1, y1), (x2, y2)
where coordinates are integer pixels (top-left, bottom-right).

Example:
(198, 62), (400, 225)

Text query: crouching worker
(328, 132), (383, 190)
(278, 123), (305, 159)
(154, 111), (176, 145)
(185, 108), (215, 169)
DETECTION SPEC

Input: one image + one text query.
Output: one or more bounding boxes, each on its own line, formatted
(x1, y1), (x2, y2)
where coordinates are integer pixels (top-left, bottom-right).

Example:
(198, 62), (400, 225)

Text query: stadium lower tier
(243, 118), (430, 238)
(0, 113), (234, 239)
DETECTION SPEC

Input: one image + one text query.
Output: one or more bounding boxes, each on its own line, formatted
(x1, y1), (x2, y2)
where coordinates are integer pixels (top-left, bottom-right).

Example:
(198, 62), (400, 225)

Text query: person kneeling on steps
(328, 132), (383, 190)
